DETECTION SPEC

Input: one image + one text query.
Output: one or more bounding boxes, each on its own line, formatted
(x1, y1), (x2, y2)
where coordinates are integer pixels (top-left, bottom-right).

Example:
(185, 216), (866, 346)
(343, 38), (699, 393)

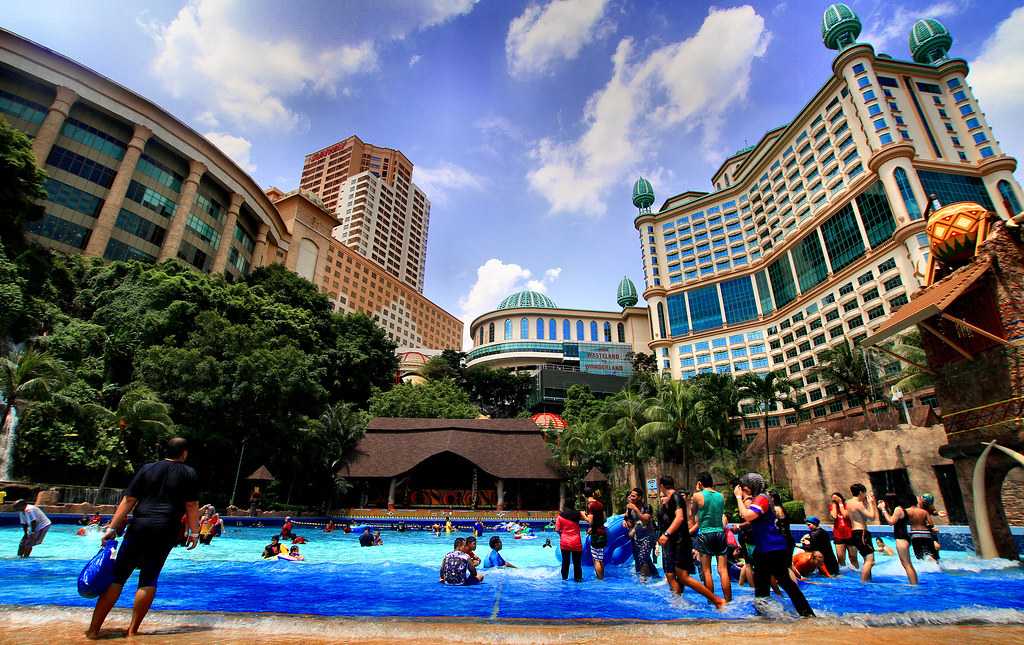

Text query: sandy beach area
(2, 607), (1024, 645)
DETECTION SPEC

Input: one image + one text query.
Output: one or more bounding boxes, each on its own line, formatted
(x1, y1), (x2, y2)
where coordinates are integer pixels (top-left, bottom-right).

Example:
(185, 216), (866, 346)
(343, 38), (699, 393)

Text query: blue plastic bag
(78, 540), (118, 598)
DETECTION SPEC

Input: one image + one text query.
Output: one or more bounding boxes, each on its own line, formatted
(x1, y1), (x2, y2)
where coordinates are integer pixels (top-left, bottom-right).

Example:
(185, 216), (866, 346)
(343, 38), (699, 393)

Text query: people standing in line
(829, 492), (855, 568)
(846, 483), (877, 583)
(734, 472), (814, 618)
(86, 437), (200, 639)
(657, 476), (726, 607)
(877, 493), (918, 584)
(555, 504), (584, 582)
(583, 488), (607, 580)
(13, 499), (51, 558)
(799, 516), (840, 576)
(690, 473), (732, 602)
(624, 487), (657, 581)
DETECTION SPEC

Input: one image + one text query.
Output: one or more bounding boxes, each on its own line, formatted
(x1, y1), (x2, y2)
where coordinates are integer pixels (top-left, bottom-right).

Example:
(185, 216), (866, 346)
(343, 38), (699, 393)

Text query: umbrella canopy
(245, 465), (275, 481)
(583, 467), (607, 483)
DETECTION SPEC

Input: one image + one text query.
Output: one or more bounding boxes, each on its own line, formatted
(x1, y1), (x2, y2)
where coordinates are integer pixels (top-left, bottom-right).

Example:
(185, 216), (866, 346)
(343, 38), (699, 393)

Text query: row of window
(60, 117), (126, 160)
(185, 214), (221, 249)
(44, 177), (103, 218)
(478, 318), (627, 345)
(47, 146), (116, 189)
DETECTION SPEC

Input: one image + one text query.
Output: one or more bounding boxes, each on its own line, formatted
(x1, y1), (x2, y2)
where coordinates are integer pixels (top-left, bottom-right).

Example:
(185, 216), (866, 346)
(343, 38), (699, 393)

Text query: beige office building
(632, 6), (1023, 441)
(300, 135), (429, 293)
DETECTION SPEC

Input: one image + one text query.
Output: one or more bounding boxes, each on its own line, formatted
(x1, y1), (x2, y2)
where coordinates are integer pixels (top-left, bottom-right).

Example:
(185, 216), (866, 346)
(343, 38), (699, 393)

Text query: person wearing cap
(798, 516), (839, 576)
(734, 472), (814, 617)
(13, 499), (51, 557)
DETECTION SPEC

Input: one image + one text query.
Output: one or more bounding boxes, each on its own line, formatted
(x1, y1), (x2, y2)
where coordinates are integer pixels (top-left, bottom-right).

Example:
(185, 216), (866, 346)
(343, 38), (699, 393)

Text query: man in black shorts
(656, 476), (724, 607)
(86, 437), (200, 639)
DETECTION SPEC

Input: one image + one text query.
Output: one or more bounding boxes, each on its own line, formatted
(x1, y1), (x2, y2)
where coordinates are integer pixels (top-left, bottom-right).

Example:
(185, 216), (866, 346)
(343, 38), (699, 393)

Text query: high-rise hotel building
(634, 5), (1023, 439)
(299, 136), (429, 293)
(0, 28), (462, 350)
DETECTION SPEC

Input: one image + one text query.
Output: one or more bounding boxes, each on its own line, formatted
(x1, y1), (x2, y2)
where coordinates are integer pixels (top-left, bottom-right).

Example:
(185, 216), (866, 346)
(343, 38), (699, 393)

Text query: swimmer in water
(483, 536), (516, 568)
(874, 537), (894, 556)
(287, 545), (304, 561)
(542, 538), (552, 548)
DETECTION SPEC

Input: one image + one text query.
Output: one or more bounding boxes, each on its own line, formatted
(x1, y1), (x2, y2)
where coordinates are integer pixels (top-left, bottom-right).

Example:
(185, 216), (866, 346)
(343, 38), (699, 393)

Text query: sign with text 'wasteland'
(578, 343), (633, 376)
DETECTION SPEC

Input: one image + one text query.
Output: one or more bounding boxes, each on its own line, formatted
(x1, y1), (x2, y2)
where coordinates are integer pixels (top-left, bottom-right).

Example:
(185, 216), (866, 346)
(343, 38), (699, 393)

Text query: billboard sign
(578, 343), (633, 376)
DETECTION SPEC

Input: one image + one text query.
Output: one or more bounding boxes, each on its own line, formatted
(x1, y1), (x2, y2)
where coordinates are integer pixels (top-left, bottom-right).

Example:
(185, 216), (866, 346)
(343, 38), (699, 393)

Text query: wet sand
(2, 608), (1024, 645)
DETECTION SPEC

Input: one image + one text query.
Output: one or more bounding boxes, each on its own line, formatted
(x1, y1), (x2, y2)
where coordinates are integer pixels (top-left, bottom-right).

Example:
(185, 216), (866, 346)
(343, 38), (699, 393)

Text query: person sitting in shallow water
(262, 535), (285, 559)
(358, 528), (375, 547)
(874, 538), (894, 556)
(373, 530), (384, 546)
(483, 536), (516, 568)
(287, 545), (304, 561)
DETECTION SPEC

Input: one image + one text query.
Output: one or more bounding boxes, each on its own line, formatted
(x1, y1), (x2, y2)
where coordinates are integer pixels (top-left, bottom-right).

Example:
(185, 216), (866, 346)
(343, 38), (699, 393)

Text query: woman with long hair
(878, 493), (918, 585)
(829, 492), (855, 567)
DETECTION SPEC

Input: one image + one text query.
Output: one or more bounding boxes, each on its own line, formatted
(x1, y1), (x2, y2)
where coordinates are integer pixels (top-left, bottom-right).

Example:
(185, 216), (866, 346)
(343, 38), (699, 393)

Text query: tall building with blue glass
(634, 5), (1024, 441)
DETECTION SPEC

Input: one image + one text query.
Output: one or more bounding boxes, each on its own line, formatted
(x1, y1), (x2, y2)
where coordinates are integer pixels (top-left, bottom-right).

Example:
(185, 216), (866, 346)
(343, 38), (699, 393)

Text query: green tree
(0, 119), (46, 251)
(886, 331), (934, 394)
(420, 350), (465, 382)
(690, 372), (742, 451)
(462, 366), (534, 418)
(736, 371), (799, 483)
(85, 384), (174, 494)
(639, 379), (715, 487)
(814, 340), (879, 424)
(0, 241), (27, 347)
(368, 378), (480, 419)
(323, 312), (399, 404)
(294, 402), (369, 511)
(562, 384), (606, 427)
(1, 348), (65, 479)
(546, 418), (611, 504)
(599, 388), (650, 489)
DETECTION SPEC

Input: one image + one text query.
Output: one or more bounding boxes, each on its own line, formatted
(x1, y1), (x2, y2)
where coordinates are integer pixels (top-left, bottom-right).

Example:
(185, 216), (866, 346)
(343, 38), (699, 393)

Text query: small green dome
(632, 177), (655, 211)
(822, 3), (861, 50)
(910, 18), (953, 64)
(617, 276), (638, 308)
(498, 290), (557, 310)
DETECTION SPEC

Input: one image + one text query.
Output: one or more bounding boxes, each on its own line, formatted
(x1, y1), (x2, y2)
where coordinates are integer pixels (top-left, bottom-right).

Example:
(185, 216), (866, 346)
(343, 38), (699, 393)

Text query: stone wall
(1001, 467), (1024, 526)
(780, 424), (954, 522)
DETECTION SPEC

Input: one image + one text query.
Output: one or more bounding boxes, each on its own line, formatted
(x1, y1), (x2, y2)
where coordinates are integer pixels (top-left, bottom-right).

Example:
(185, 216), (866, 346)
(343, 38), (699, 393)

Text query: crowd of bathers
(435, 471), (948, 618)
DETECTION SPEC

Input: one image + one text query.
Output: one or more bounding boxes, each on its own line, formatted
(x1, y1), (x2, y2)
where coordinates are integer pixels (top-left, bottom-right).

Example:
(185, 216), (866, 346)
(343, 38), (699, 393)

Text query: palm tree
(311, 402), (368, 512)
(600, 389), (650, 489)
(639, 379), (713, 488)
(736, 371), (799, 483)
(0, 348), (64, 480)
(690, 372), (742, 451)
(814, 340), (879, 425)
(87, 385), (174, 496)
(886, 331), (934, 394)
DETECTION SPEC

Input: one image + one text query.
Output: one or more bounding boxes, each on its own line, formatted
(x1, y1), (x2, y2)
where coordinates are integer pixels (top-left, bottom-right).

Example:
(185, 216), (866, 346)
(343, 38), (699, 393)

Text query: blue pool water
(1, 524), (1023, 622)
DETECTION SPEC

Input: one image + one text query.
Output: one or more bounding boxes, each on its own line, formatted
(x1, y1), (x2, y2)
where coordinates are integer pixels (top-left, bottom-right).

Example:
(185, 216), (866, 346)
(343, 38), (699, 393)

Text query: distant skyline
(4, 0), (1023, 348)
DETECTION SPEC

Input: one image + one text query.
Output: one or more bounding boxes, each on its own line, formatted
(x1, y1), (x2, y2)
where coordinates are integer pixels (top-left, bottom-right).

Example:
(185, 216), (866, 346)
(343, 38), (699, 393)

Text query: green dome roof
(910, 18), (953, 64)
(617, 276), (638, 308)
(632, 177), (655, 211)
(498, 290), (557, 310)
(822, 3), (861, 50)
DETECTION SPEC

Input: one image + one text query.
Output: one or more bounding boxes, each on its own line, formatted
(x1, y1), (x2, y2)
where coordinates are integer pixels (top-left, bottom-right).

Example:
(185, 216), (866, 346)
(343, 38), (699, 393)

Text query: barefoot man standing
(86, 437), (200, 639)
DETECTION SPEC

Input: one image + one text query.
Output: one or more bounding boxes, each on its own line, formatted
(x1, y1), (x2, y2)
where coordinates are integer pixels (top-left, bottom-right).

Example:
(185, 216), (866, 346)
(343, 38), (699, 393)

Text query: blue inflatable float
(555, 514), (633, 567)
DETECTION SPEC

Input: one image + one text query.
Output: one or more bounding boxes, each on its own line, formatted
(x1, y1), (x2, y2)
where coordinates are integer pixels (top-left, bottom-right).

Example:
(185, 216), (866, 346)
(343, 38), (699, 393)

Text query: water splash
(0, 396), (19, 482)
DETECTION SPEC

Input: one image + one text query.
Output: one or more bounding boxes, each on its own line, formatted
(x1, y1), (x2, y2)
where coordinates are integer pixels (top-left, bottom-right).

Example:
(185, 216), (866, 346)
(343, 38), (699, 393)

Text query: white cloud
(414, 162), (485, 203)
(506, 0), (612, 77)
(970, 7), (1024, 164)
(204, 131), (256, 172)
(860, 2), (964, 52)
(146, 0), (476, 131)
(409, 54), (422, 67)
(527, 6), (770, 216)
(458, 258), (561, 349)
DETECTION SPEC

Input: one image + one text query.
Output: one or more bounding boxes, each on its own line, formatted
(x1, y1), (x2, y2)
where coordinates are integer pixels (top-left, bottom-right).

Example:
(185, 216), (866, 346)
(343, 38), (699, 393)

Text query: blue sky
(4, 0), (1024, 347)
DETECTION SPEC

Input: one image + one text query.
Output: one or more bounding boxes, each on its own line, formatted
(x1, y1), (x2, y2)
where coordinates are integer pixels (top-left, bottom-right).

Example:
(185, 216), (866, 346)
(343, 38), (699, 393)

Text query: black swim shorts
(911, 535), (940, 561)
(111, 527), (176, 589)
(693, 530), (729, 556)
(662, 537), (694, 576)
(850, 529), (874, 557)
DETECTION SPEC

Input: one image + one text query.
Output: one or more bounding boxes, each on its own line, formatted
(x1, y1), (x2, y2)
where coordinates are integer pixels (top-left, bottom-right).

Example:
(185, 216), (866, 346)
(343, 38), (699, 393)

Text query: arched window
(590, 321), (598, 341)
(617, 322), (626, 343)
(894, 167), (922, 220)
(504, 319), (512, 340)
(657, 303), (667, 338)
(603, 321), (612, 342)
(488, 322), (495, 343)
(563, 319), (571, 340)
(521, 318), (529, 339)
(296, 238), (319, 280)
(549, 319), (557, 340)
(576, 320), (584, 340)
(536, 318), (545, 339)
(478, 326), (484, 345)
(998, 179), (1022, 215)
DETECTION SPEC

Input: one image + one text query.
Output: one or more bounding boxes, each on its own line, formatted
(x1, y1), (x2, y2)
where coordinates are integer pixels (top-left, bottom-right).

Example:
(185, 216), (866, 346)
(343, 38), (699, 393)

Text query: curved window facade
(576, 320), (584, 340)
(656, 303), (667, 338)
(603, 321), (612, 342)
(478, 326), (484, 345)
(791, 234), (828, 292)
(688, 285), (723, 332)
(488, 322), (495, 343)
(856, 181), (897, 248)
(820, 204), (865, 272)
(549, 319), (557, 340)
(563, 319), (571, 340)
(894, 167), (922, 220)
(521, 318), (529, 339)
(767, 256), (797, 307)
(617, 322), (625, 343)
(590, 321), (598, 341)
(504, 319), (512, 340)
(667, 293), (688, 336)
(719, 276), (759, 325)
(998, 180), (1021, 214)
(536, 318), (545, 339)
